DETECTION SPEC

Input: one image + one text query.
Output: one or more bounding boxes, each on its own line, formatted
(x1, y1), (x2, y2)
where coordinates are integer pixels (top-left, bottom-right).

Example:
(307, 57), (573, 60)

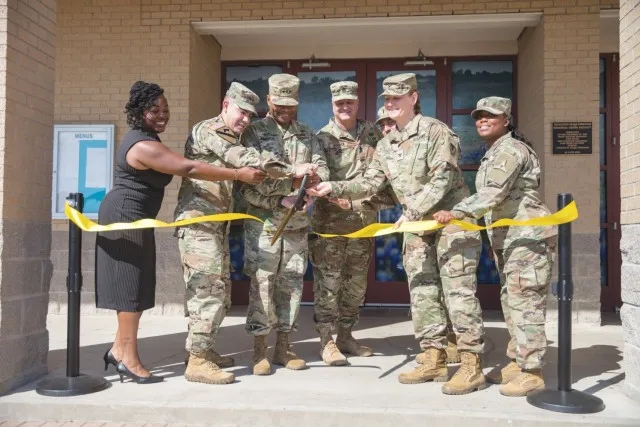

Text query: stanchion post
(527, 193), (605, 413)
(36, 193), (109, 397)
(66, 192), (83, 377)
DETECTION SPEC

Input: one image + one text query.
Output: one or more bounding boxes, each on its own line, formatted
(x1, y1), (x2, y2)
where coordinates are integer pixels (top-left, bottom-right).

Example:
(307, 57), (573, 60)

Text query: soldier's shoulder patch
(205, 121), (236, 143)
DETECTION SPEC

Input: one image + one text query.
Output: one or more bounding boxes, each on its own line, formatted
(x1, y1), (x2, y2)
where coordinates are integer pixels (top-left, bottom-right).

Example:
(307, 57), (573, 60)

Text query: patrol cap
(379, 73), (417, 97)
(225, 82), (259, 114)
(268, 73), (299, 106)
(375, 106), (392, 125)
(330, 81), (358, 102)
(471, 96), (512, 119)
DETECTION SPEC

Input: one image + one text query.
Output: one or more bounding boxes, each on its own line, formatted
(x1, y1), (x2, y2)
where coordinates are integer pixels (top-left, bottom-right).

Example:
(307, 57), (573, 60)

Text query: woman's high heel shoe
(103, 349), (119, 371)
(116, 362), (164, 384)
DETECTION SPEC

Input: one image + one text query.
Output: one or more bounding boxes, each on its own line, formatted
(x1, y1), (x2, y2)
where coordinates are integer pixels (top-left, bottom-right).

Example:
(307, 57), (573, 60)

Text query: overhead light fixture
(404, 49), (434, 66)
(301, 54), (331, 70)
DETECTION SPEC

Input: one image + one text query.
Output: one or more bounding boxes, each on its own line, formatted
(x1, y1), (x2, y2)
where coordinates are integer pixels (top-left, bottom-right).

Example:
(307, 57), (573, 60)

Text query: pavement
(0, 307), (639, 426)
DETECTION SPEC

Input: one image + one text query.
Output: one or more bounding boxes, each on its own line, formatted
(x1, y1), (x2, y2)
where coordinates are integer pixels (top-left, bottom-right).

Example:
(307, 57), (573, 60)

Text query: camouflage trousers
(403, 225), (484, 353)
(494, 237), (557, 370)
(244, 221), (308, 336)
(177, 223), (232, 355)
(309, 236), (372, 336)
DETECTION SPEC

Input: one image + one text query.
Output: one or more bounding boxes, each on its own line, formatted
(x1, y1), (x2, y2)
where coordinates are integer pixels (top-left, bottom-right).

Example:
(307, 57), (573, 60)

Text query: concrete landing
(0, 307), (638, 426)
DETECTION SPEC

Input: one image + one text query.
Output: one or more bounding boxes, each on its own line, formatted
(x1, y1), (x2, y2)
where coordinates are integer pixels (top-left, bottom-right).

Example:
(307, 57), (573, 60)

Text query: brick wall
(619, 0), (640, 404)
(517, 8), (602, 324)
(50, 0), (619, 315)
(0, 0), (55, 393)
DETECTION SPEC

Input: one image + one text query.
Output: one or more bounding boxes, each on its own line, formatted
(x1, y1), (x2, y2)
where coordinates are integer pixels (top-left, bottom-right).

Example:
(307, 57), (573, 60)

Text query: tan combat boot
(416, 332), (460, 365)
(184, 352), (234, 385)
(336, 326), (373, 357)
(486, 360), (520, 384)
(320, 332), (348, 366)
(499, 369), (545, 397)
(441, 352), (487, 395)
(398, 348), (448, 384)
(252, 335), (272, 376)
(184, 350), (234, 368)
(272, 332), (307, 370)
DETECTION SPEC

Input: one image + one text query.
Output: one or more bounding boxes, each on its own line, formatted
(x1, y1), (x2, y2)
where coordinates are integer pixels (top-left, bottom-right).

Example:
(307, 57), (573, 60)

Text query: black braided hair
(124, 81), (165, 130)
(507, 117), (533, 148)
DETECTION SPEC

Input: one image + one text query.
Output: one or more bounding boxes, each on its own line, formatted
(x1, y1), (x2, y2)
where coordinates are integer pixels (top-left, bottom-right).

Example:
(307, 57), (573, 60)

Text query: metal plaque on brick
(552, 122), (592, 155)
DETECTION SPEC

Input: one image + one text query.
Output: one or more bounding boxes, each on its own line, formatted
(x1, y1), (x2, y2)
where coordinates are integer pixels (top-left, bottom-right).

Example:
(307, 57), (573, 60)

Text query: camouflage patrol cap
(268, 73), (299, 106)
(471, 96), (512, 119)
(375, 106), (391, 125)
(379, 73), (417, 97)
(225, 82), (259, 114)
(330, 81), (358, 102)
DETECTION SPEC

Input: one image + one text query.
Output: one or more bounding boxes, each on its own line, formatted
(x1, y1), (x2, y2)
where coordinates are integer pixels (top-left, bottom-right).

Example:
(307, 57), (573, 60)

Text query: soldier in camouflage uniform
(310, 82), (396, 366)
(375, 106), (397, 136)
(174, 82), (317, 385)
(309, 73), (487, 395)
(376, 107), (461, 365)
(239, 74), (330, 375)
(434, 97), (557, 397)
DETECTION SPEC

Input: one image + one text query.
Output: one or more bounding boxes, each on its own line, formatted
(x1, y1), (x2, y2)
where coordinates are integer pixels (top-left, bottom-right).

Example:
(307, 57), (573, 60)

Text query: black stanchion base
(36, 373), (110, 397)
(527, 388), (605, 414)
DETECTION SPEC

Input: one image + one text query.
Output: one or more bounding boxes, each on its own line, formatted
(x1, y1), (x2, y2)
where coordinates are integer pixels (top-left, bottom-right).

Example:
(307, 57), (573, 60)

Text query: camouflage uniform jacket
(452, 133), (557, 249)
(330, 114), (470, 224)
(311, 118), (396, 234)
(239, 115), (330, 232)
(173, 115), (294, 226)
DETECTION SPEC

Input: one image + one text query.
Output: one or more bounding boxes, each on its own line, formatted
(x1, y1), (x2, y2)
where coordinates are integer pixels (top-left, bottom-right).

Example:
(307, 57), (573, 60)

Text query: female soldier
(434, 96), (557, 397)
(309, 73), (486, 395)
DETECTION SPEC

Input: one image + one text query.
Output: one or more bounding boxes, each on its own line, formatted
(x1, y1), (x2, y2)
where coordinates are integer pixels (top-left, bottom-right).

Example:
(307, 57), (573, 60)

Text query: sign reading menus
(52, 124), (115, 219)
(552, 122), (592, 155)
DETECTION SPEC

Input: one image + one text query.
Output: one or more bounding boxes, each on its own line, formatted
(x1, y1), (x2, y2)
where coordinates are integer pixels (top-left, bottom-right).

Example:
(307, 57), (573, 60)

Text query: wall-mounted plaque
(552, 122), (592, 155)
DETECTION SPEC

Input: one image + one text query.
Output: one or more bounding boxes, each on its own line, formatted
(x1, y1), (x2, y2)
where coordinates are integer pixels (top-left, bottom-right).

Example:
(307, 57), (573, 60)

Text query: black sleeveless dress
(95, 129), (173, 312)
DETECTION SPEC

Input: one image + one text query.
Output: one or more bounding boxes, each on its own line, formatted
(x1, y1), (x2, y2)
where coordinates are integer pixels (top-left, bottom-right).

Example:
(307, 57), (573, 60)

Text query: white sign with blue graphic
(52, 124), (114, 219)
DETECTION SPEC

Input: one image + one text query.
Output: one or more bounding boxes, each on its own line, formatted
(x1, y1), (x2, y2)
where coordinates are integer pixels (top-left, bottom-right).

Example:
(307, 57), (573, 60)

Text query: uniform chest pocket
(409, 142), (429, 177)
(286, 137), (311, 163)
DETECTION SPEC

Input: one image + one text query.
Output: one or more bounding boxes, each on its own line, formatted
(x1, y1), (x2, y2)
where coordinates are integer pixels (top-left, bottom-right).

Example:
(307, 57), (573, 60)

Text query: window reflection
(600, 114), (606, 166)
(600, 171), (607, 224)
(225, 65), (283, 117)
(453, 115), (487, 165)
(297, 71), (357, 132)
(452, 61), (513, 110)
(376, 205), (406, 281)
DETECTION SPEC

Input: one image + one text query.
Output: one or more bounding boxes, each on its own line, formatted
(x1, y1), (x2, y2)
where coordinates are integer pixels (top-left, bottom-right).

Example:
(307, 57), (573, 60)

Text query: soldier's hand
(293, 163), (318, 178)
(292, 174), (321, 189)
(307, 182), (332, 197)
(328, 197), (351, 210)
(433, 210), (454, 224)
(281, 195), (311, 210)
(237, 167), (267, 184)
(393, 214), (408, 230)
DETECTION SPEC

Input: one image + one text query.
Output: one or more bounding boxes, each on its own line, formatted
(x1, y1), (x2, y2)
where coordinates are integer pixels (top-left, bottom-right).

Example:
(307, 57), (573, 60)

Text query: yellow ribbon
(64, 201), (578, 238)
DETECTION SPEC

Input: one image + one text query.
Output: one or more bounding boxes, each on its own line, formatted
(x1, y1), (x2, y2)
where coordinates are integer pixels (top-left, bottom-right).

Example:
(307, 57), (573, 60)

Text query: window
(225, 65), (284, 118)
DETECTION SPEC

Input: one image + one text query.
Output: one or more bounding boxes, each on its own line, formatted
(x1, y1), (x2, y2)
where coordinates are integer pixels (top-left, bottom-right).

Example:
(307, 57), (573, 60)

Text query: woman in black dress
(96, 81), (266, 384)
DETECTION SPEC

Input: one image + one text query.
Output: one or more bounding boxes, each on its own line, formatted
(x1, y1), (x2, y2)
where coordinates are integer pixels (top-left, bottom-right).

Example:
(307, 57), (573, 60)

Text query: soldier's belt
(64, 201), (578, 238)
